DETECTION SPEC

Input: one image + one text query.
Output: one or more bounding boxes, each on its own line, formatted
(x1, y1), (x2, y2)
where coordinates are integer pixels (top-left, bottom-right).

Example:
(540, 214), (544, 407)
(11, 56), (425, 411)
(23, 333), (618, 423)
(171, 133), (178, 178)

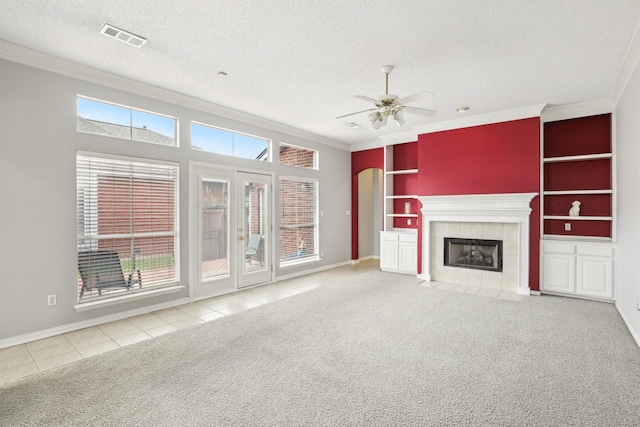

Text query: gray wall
(0, 59), (352, 342)
(357, 168), (382, 258)
(614, 58), (640, 343)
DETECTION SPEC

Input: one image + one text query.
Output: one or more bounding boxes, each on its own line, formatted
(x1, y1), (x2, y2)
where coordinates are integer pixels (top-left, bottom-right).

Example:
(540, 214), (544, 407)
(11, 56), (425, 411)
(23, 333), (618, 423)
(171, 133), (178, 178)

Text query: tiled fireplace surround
(417, 193), (538, 296)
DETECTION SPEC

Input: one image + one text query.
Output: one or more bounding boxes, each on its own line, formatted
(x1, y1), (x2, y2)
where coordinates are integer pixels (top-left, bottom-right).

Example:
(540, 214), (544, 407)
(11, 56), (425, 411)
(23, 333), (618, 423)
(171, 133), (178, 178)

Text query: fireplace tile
(483, 223), (503, 240)
(460, 268), (483, 287)
(478, 288), (501, 298)
(503, 224), (519, 240)
(503, 240), (518, 256)
(463, 285), (480, 295)
(503, 255), (519, 274)
(502, 274), (518, 292)
(482, 271), (503, 290)
(498, 291), (523, 302)
(441, 266), (461, 284)
(433, 222), (444, 238)
(461, 222), (483, 239)
(444, 222), (462, 238)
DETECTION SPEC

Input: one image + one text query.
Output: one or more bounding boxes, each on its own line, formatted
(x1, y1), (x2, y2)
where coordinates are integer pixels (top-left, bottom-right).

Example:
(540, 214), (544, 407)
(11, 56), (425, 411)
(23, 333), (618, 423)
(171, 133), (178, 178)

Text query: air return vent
(100, 24), (147, 48)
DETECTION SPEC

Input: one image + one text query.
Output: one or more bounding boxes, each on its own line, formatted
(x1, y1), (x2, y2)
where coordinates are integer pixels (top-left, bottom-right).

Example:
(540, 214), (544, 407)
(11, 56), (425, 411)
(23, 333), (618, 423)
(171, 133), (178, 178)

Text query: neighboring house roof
(78, 117), (174, 145)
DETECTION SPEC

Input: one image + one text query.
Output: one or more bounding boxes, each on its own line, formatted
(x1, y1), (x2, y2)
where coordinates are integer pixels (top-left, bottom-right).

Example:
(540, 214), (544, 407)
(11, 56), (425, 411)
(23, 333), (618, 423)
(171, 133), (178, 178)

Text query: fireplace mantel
(417, 193), (537, 295)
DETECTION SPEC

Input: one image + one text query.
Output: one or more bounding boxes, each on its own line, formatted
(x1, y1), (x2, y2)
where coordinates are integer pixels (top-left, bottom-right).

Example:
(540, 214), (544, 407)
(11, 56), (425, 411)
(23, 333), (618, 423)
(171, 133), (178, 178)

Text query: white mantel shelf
(417, 193), (538, 295)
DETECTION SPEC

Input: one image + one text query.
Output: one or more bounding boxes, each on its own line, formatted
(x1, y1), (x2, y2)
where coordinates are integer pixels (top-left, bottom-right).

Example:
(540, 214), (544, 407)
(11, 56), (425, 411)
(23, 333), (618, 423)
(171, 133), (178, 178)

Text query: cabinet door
(576, 256), (613, 298)
(542, 253), (576, 293)
(398, 241), (417, 274)
(380, 240), (399, 271)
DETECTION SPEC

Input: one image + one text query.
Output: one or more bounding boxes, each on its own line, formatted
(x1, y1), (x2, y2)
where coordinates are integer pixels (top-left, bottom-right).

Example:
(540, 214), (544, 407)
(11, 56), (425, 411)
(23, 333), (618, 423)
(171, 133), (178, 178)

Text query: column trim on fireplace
(417, 193), (538, 295)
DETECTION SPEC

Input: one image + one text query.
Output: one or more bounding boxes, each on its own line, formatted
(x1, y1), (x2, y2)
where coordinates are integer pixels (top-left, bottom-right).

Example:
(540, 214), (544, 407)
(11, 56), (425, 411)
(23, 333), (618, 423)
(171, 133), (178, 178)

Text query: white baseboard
(615, 302), (640, 349)
(274, 260), (354, 282)
(0, 297), (191, 350)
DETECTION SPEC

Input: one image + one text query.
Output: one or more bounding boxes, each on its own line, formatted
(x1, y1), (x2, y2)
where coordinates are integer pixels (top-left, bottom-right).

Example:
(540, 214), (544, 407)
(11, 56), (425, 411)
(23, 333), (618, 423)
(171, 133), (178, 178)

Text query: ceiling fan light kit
(337, 65), (437, 129)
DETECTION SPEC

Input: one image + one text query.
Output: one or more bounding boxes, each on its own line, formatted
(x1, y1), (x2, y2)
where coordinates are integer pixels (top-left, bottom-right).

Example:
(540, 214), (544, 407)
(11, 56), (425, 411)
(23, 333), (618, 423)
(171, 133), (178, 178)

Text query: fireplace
(444, 238), (503, 272)
(417, 193), (537, 295)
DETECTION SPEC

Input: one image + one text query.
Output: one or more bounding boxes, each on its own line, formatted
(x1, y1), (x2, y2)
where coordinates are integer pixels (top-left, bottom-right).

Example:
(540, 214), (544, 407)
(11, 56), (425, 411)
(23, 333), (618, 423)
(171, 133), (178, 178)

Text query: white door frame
(189, 162), (274, 301)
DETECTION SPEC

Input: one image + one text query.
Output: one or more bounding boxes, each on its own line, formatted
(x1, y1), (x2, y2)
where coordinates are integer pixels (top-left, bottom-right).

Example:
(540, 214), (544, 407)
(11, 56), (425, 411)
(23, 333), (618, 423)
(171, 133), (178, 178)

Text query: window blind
(76, 153), (179, 301)
(279, 177), (318, 262)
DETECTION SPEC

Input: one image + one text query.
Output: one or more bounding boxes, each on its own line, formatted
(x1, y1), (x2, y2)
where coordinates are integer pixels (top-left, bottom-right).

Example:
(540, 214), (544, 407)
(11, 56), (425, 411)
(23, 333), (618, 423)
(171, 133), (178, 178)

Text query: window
(191, 122), (270, 161)
(279, 143), (318, 169)
(279, 177), (319, 265)
(77, 97), (177, 146)
(76, 153), (179, 302)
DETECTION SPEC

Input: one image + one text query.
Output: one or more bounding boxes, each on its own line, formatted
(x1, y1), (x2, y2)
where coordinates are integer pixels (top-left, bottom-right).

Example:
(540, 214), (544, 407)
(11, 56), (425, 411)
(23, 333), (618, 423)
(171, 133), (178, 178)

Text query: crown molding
(540, 99), (615, 123)
(413, 104), (546, 135)
(611, 15), (640, 106)
(349, 140), (386, 152)
(0, 40), (350, 152)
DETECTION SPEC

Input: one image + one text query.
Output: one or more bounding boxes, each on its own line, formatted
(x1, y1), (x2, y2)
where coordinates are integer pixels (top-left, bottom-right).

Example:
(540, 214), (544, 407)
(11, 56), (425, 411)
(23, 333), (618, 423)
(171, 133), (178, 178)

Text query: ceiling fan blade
(398, 91), (435, 105)
(402, 106), (437, 117)
(335, 108), (378, 119)
(354, 95), (380, 104)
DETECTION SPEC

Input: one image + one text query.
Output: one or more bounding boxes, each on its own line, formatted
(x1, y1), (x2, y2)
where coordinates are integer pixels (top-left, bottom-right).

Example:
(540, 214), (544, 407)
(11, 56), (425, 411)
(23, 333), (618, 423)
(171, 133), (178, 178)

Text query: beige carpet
(1, 269), (640, 426)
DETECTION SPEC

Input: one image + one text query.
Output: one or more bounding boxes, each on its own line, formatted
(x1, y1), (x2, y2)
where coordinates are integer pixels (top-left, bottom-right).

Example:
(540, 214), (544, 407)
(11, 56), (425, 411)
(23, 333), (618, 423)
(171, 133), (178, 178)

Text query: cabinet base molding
(540, 290), (615, 304)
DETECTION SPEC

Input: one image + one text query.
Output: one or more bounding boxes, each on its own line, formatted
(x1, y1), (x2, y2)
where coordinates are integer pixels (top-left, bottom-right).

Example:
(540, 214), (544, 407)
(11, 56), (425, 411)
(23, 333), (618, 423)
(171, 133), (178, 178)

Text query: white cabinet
(541, 239), (615, 300)
(380, 231), (417, 275)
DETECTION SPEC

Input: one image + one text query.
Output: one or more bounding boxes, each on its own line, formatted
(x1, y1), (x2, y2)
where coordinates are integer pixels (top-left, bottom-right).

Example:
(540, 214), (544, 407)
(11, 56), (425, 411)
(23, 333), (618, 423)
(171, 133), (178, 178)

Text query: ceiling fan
(337, 65), (437, 129)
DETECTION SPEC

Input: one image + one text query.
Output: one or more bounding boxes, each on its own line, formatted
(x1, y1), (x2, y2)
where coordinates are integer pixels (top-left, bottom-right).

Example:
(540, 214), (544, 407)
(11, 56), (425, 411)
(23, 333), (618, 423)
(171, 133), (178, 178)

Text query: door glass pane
(201, 178), (229, 281)
(244, 179), (267, 274)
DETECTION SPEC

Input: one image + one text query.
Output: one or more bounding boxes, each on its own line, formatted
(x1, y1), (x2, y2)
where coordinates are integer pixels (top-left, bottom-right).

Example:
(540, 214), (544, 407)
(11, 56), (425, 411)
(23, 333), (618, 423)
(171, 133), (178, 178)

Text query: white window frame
(75, 152), (181, 310)
(77, 95), (178, 147)
(191, 121), (271, 161)
(279, 176), (320, 268)
(278, 142), (319, 170)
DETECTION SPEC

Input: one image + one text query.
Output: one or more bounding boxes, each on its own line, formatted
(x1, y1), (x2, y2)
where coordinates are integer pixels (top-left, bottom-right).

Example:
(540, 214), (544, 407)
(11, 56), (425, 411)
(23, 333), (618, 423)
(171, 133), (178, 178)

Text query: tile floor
(423, 280), (525, 302)
(0, 260), (522, 386)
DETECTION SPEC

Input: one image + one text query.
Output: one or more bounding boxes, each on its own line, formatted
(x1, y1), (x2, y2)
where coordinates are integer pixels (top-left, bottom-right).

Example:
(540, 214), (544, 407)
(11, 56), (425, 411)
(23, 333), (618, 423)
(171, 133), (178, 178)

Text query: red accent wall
(416, 117), (541, 289)
(351, 148), (384, 260)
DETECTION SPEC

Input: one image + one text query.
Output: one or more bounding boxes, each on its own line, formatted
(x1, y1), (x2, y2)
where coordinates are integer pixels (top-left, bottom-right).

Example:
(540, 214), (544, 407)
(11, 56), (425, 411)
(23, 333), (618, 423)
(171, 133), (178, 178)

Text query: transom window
(77, 96), (177, 146)
(279, 143), (318, 169)
(279, 177), (319, 266)
(76, 153), (180, 302)
(191, 122), (270, 161)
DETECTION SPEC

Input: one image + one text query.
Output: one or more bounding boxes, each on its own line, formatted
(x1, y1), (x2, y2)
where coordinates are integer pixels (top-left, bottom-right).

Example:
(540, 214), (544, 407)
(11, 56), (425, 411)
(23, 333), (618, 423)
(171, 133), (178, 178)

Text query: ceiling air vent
(100, 24), (147, 48)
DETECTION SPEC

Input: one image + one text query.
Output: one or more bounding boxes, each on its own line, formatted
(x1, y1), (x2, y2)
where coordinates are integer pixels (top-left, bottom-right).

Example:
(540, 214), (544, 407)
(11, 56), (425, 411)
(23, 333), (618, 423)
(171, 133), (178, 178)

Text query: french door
(191, 165), (272, 299)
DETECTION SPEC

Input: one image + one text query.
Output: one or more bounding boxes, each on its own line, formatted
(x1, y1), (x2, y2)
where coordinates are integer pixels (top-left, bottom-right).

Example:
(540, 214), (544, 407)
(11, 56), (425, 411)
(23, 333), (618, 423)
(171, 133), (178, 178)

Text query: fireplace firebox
(444, 238), (503, 272)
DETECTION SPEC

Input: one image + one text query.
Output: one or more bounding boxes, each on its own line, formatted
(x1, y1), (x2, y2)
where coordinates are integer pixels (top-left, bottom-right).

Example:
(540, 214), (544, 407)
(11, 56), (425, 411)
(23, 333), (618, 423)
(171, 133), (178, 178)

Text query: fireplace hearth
(444, 238), (503, 272)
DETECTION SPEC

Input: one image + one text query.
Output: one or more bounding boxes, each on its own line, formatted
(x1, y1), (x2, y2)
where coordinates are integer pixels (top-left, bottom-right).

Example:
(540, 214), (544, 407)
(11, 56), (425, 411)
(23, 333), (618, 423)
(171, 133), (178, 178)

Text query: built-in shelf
(385, 195), (418, 199)
(385, 169), (418, 175)
(543, 215), (612, 221)
(543, 234), (613, 242)
(543, 153), (612, 163)
(387, 213), (418, 218)
(543, 190), (613, 195)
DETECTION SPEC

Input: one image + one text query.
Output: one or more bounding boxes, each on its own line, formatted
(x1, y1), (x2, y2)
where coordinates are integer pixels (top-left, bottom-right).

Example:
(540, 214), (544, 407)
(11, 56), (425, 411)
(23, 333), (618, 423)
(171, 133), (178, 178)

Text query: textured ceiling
(1, 0), (640, 148)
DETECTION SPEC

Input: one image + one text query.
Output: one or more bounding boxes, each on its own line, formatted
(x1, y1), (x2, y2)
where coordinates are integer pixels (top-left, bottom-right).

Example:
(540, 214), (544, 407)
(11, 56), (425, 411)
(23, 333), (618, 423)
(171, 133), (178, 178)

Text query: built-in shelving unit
(541, 113), (616, 300)
(542, 113), (614, 240)
(383, 143), (419, 230)
(380, 142), (419, 275)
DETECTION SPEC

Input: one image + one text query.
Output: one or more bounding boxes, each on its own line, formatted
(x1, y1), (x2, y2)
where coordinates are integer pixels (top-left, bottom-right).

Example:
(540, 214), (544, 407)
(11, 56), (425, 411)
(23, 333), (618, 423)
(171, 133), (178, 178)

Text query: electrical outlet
(47, 294), (57, 306)
(564, 223), (571, 231)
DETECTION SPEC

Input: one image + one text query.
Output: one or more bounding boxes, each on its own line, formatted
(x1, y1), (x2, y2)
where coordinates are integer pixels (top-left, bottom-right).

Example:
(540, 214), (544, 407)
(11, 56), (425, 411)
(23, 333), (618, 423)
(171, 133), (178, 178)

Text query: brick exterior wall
(279, 179), (316, 259)
(279, 145), (315, 169)
(97, 176), (175, 258)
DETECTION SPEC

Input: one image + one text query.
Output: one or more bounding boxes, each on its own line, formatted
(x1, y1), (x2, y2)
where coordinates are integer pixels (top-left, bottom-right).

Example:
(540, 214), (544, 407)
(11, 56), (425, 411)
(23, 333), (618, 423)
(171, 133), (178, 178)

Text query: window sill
(280, 255), (321, 269)
(74, 285), (185, 312)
